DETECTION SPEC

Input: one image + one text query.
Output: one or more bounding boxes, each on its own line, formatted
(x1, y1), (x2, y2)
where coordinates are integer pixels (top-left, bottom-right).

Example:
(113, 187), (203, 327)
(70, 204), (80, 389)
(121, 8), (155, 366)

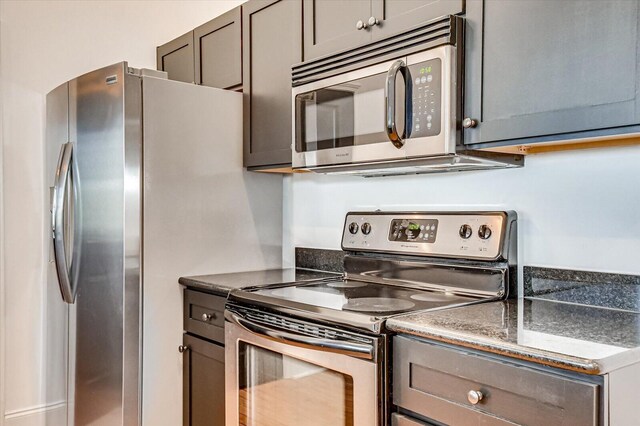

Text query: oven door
(292, 45), (457, 169)
(225, 309), (381, 426)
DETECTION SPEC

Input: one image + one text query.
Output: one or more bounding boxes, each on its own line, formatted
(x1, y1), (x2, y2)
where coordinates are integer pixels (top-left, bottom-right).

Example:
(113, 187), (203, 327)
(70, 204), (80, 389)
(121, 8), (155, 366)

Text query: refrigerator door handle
(52, 142), (77, 304)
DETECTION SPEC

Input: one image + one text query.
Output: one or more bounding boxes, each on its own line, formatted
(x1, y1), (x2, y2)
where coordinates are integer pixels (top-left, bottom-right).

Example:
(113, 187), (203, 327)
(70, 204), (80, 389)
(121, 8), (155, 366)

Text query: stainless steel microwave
(291, 43), (523, 176)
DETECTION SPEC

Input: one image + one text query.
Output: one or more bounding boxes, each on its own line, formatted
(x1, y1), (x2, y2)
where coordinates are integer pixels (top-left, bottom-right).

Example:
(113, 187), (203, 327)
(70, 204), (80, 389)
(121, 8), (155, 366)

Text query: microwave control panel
(409, 58), (441, 138)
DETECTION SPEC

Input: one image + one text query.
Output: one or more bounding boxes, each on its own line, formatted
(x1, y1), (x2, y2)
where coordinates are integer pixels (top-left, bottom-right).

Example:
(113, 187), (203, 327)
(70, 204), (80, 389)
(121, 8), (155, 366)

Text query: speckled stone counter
(179, 268), (340, 297)
(387, 298), (640, 374)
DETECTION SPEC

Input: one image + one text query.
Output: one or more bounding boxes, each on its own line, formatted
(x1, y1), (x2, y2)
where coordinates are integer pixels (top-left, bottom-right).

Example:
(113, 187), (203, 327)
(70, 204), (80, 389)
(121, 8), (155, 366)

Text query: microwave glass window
(296, 72), (406, 152)
(238, 342), (354, 426)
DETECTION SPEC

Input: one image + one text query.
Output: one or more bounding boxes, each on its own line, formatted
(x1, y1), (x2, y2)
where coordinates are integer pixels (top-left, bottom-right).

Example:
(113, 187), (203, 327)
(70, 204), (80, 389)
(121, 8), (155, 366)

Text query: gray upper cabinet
(157, 31), (195, 83)
(194, 7), (243, 90)
(372, 0), (464, 40)
(303, 0), (372, 60)
(303, 0), (464, 61)
(464, 0), (640, 147)
(243, 0), (302, 168)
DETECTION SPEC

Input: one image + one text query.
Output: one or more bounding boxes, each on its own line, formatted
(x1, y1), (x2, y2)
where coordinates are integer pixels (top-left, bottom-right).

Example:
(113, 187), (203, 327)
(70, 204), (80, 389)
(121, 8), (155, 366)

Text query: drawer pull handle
(467, 390), (484, 405)
(178, 345), (190, 353)
(201, 313), (215, 322)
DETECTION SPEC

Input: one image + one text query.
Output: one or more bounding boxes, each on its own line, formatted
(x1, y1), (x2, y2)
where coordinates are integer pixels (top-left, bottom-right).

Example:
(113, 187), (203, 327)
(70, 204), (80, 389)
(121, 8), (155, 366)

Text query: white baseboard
(5, 402), (66, 426)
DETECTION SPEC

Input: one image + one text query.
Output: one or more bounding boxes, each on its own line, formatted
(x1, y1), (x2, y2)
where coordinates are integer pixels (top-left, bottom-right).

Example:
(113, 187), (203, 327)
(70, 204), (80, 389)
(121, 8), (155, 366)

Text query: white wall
(284, 145), (640, 276)
(0, 1), (243, 424)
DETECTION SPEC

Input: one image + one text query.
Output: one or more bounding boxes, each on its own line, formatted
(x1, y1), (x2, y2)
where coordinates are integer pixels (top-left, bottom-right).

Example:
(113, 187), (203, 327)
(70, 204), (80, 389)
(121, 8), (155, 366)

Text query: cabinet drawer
(184, 290), (226, 343)
(393, 336), (599, 426)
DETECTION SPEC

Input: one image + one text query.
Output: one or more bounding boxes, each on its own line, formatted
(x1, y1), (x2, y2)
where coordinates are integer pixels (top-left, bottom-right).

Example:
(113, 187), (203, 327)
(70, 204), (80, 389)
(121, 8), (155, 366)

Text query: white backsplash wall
(284, 145), (640, 276)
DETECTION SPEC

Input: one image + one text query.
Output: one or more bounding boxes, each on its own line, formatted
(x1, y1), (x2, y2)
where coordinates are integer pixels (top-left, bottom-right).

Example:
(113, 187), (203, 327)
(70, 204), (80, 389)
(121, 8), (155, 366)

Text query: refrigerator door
(68, 62), (142, 425)
(46, 82), (73, 425)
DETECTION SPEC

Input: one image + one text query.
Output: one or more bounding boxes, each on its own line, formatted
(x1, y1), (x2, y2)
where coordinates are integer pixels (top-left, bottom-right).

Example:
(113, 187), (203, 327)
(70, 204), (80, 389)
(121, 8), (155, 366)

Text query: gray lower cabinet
(194, 6), (243, 89)
(464, 0), (640, 147)
(182, 289), (227, 426)
(303, 0), (464, 61)
(157, 31), (195, 84)
(393, 336), (601, 425)
(183, 334), (225, 426)
(243, 0), (302, 169)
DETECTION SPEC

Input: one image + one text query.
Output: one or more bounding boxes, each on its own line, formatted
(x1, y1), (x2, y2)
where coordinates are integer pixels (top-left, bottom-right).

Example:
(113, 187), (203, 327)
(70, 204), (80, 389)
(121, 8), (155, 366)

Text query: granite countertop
(179, 268), (340, 297)
(387, 298), (640, 374)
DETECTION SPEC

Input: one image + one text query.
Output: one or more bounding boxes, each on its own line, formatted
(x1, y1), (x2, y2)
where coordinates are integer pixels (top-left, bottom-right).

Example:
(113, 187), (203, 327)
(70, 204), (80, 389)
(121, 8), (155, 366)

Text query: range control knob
(348, 222), (359, 234)
(361, 222), (372, 235)
(478, 225), (492, 240)
(459, 224), (472, 239)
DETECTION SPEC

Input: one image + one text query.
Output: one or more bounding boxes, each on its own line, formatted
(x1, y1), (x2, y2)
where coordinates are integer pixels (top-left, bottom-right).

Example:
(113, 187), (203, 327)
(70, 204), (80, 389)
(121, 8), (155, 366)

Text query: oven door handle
(226, 311), (375, 360)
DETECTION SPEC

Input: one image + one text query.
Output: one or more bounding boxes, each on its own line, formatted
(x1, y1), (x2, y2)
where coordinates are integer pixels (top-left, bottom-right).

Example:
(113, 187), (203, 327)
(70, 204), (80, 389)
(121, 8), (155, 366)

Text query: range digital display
(389, 219), (438, 243)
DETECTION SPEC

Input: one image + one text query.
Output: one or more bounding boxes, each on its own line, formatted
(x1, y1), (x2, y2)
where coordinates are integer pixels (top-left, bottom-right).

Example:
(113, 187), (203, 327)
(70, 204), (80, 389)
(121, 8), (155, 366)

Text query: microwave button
(420, 76), (427, 84)
(415, 77), (420, 85)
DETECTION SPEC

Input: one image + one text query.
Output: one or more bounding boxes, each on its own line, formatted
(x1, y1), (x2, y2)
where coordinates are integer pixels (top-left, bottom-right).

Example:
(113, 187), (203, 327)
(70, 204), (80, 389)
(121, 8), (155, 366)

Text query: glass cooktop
(250, 278), (479, 317)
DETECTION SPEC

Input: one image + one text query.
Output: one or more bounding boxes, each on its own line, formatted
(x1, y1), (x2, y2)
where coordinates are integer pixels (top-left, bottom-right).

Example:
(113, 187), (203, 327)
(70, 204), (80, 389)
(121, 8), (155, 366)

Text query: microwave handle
(385, 59), (412, 149)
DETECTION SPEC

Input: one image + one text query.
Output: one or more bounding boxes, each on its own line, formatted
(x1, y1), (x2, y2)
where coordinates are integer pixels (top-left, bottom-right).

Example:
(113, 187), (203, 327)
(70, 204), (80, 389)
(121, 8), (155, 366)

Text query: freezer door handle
(226, 311), (375, 360)
(52, 142), (77, 304)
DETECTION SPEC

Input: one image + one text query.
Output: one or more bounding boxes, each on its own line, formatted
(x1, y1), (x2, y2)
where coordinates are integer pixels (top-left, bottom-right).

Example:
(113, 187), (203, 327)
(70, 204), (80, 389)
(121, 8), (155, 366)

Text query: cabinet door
(194, 7), (243, 90)
(183, 334), (225, 426)
(157, 31), (195, 84)
(243, 0), (302, 168)
(303, 0), (372, 60)
(372, 0), (464, 41)
(464, 0), (640, 147)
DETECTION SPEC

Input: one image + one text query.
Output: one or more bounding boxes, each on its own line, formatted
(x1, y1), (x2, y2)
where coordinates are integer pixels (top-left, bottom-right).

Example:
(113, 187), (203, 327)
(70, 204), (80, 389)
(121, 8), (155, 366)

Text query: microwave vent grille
(292, 14), (462, 87)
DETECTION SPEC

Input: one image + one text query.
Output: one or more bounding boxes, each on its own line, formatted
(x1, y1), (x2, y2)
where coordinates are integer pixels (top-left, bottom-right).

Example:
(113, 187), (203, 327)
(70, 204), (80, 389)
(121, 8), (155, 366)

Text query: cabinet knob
(368, 16), (379, 27)
(462, 117), (478, 128)
(467, 390), (484, 405)
(356, 20), (368, 30)
(178, 345), (190, 353)
(201, 313), (215, 322)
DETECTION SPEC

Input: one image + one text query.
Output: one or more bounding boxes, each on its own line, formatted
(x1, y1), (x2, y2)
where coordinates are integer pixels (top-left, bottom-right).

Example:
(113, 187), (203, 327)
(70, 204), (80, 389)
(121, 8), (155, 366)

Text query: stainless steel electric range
(225, 211), (517, 426)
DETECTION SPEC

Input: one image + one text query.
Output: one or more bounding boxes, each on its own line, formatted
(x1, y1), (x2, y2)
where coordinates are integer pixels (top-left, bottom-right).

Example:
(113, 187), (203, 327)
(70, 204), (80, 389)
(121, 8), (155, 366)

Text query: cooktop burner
(343, 297), (415, 313)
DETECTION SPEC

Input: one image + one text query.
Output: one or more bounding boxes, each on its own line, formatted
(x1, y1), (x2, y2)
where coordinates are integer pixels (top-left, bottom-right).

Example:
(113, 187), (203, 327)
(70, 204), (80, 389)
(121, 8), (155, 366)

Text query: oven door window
(295, 72), (406, 153)
(239, 342), (354, 426)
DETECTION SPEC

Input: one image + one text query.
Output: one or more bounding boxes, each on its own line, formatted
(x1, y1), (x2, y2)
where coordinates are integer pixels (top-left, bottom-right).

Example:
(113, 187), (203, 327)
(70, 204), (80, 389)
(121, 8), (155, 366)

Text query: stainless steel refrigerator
(46, 62), (283, 425)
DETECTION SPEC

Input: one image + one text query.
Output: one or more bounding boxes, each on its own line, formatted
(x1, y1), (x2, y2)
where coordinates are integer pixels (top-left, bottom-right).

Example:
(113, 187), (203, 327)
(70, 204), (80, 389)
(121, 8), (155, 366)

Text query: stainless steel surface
(356, 19), (367, 30)
(225, 309), (375, 360)
(368, 16), (379, 27)
(48, 60), (281, 426)
(178, 345), (190, 353)
(292, 46), (458, 169)
(385, 59), (408, 149)
(292, 38), (524, 175)
(467, 389), (483, 405)
(462, 117), (477, 128)
(225, 312), (381, 426)
(52, 142), (77, 303)
(342, 212), (513, 261)
(304, 153), (523, 177)
(68, 62), (135, 426)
